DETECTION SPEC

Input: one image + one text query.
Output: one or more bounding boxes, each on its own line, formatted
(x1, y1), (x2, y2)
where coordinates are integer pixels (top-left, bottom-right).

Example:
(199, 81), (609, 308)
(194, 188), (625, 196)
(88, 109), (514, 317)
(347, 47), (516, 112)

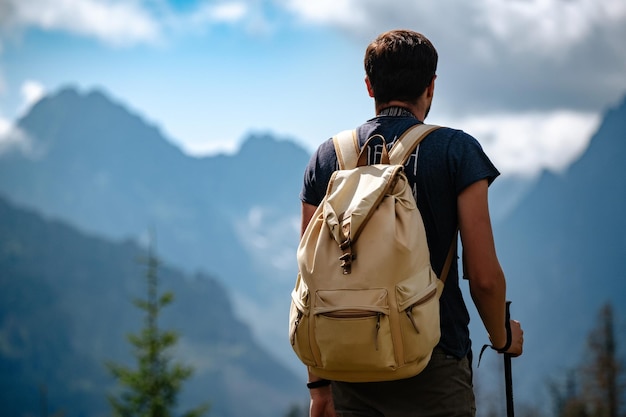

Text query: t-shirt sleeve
(299, 139), (338, 206)
(448, 130), (500, 194)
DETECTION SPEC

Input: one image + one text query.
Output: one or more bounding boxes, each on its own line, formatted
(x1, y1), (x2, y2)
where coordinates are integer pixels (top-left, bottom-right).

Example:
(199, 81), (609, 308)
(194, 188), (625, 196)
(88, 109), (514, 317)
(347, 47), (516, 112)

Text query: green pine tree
(106, 245), (209, 417)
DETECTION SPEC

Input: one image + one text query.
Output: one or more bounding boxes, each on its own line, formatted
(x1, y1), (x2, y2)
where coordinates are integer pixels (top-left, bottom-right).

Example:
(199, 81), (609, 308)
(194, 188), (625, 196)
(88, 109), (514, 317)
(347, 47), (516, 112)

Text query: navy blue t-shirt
(300, 115), (500, 359)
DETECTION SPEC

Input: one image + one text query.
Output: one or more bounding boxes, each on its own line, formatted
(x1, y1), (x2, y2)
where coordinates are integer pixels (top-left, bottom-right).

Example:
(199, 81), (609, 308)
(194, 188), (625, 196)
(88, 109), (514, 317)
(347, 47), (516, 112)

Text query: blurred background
(1, 1), (625, 416)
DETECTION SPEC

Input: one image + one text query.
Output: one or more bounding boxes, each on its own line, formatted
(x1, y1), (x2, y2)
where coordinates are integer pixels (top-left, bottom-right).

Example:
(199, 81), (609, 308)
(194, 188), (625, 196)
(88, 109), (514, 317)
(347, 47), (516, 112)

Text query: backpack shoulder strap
(440, 230), (458, 285)
(389, 123), (456, 284)
(332, 130), (359, 170)
(389, 123), (441, 165)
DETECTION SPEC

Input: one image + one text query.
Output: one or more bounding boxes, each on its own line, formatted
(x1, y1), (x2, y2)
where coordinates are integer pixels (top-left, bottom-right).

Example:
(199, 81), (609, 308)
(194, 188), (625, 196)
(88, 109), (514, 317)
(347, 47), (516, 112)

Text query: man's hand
(489, 319), (524, 357)
(309, 385), (336, 417)
(505, 319), (523, 357)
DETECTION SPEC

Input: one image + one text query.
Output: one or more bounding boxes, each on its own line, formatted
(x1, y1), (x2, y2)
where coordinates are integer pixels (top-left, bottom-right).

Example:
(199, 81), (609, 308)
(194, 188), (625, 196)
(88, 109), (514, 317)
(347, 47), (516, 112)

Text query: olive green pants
(332, 348), (476, 417)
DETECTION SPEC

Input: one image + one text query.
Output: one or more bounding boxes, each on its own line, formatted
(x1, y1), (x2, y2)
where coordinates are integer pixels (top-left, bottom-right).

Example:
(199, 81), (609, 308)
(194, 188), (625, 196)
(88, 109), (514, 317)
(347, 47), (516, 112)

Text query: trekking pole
(504, 301), (514, 417)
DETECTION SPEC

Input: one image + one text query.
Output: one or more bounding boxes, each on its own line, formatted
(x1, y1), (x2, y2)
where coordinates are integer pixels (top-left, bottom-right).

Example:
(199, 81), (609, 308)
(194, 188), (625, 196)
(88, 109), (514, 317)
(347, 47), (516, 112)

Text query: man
(299, 30), (524, 417)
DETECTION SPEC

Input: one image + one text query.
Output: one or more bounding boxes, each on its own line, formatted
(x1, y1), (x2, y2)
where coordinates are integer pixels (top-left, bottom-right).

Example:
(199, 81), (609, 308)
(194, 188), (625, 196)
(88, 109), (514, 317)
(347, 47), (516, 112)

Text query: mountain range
(0, 86), (625, 415)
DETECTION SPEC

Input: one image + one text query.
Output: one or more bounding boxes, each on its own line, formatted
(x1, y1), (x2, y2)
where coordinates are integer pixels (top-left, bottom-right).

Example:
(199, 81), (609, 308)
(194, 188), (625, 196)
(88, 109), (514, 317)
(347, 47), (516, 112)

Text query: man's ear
(426, 75), (437, 98)
(365, 76), (375, 98)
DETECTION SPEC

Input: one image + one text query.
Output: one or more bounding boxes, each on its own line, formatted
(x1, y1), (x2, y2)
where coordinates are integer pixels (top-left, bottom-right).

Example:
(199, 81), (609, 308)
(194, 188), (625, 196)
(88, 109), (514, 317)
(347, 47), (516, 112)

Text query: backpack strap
(389, 123), (457, 284)
(335, 124), (440, 168)
(440, 231), (458, 285)
(333, 130), (359, 170)
(388, 123), (441, 164)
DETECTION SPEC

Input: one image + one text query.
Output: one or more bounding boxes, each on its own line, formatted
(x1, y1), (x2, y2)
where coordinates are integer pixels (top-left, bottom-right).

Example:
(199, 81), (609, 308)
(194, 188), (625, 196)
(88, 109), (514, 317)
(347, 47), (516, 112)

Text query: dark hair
(364, 30), (438, 104)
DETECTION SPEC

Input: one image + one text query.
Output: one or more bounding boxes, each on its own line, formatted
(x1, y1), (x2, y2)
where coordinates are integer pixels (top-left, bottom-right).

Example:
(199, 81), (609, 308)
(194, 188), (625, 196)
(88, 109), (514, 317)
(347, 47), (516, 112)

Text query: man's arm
(301, 201), (337, 417)
(458, 179), (523, 355)
(301, 202), (317, 237)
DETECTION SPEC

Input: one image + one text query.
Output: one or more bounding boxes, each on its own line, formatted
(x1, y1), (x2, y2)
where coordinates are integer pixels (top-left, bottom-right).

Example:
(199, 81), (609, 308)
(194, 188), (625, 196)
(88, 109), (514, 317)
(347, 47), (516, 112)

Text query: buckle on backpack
(339, 239), (356, 274)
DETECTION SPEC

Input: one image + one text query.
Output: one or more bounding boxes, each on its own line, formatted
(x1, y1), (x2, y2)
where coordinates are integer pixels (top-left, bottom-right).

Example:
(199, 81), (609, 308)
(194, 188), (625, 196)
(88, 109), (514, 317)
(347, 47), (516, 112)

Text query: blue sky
(1, 0), (625, 176)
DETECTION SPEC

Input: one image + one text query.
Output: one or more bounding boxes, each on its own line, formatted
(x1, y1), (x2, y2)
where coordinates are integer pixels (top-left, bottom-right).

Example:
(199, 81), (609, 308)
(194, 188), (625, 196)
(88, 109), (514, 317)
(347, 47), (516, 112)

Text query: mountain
(0, 87), (311, 365)
(485, 95), (626, 408)
(0, 195), (305, 417)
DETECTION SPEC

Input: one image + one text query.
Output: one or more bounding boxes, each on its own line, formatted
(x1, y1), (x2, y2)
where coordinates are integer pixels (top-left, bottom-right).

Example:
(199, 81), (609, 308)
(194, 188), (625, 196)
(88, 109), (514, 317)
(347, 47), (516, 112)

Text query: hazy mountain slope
(487, 96), (626, 406)
(0, 196), (305, 417)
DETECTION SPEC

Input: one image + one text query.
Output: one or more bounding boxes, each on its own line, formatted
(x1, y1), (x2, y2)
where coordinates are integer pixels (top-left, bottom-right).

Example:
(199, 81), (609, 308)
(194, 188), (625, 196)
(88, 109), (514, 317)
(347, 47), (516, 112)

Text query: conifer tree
(583, 303), (623, 417)
(548, 303), (625, 417)
(107, 245), (209, 417)
(548, 370), (589, 417)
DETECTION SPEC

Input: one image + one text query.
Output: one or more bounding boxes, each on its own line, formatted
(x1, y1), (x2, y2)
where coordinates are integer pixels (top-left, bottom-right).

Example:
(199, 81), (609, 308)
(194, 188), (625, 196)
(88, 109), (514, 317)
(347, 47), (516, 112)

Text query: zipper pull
(374, 312), (381, 351)
(291, 310), (303, 346)
(406, 306), (420, 333)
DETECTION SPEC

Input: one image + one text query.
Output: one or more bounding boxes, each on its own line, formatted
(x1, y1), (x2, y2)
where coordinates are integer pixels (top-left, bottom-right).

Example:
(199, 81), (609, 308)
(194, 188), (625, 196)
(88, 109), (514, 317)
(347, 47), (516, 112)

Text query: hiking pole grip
(504, 301), (514, 417)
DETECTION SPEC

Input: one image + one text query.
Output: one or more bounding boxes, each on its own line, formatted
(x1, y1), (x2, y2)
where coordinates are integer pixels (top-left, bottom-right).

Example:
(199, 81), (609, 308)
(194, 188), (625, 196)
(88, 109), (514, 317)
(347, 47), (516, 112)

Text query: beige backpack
(289, 123), (456, 382)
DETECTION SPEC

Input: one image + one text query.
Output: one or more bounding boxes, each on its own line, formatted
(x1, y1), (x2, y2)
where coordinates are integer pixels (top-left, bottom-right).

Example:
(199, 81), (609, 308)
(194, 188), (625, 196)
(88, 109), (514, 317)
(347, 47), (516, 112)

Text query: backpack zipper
(404, 286), (438, 333)
(375, 312), (381, 351)
(321, 310), (383, 351)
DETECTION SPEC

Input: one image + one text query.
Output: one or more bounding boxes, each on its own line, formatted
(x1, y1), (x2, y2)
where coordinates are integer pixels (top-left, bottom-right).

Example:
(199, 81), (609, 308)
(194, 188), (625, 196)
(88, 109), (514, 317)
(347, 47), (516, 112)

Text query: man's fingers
(507, 320), (524, 356)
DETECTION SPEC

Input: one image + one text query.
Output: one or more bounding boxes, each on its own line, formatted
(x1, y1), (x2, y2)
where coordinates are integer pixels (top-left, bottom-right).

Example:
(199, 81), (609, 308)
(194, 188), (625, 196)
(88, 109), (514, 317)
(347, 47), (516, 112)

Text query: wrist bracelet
(493, 334), (512, 353)
(493, 305), (513, 353)
(307, 379), (331, 389)
(478, 302), (514, 366)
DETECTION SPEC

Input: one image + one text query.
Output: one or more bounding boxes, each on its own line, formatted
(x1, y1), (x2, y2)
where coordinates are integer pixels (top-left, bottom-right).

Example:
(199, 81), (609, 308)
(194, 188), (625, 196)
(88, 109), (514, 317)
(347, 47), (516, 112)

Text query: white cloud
(0, 80), (48, 157)
(0, 121), (38, 157)
(208, 2), (248, 22)
(0, 0), (161, 47)
(281, 0), (626, 50)
(0, 118), (11, 138)
(176, 1), (250, 33)
(446, 111), (602, 177)
(19, 80), (46, 115)
(175, 1), (280, 37)
(283, 0), (367, 27)
(278, 0), (626, 114)
(479, 0), (617, 54)
(0, 0), (260, 46)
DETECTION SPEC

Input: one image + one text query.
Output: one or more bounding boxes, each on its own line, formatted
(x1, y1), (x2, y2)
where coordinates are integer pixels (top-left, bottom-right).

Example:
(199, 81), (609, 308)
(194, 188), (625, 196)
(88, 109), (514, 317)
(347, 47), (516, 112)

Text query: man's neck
(375, 100), (426, 121)
(377, 106), (416, 118)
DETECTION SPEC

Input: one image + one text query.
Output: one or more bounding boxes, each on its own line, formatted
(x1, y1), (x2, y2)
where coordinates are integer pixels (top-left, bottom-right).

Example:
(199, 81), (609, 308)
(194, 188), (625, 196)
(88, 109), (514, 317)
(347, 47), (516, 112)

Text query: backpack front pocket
(396, 270), (442, 364)
(313, 289), (396, 371)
